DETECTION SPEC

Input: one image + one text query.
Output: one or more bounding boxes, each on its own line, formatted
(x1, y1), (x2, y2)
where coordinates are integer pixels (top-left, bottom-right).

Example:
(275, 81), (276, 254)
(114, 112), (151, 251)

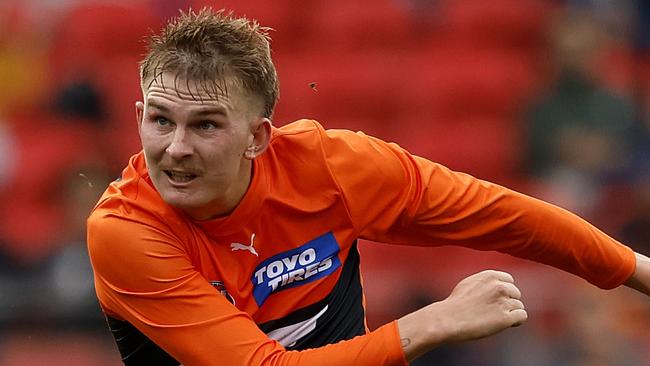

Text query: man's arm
(397, 254), (650, 363)
(88, 214), (409, 366)
(624, 252), (650, 296)
(89, 211), (534, 365)
(322, 128), (636, 291)
(396, 270), (527, 362)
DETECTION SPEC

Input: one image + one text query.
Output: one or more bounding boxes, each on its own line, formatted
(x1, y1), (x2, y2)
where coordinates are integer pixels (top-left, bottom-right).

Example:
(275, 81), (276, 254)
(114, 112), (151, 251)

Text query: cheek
(140, 141), (158, 162)
(139, 125), (153, 147)
(228, 130), (251, 156)
(207, 133), (247, 159)
(139, 128), (166, 156)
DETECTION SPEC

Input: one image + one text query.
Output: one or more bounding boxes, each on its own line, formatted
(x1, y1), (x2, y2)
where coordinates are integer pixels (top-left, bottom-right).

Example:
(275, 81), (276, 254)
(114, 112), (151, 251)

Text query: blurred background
(1, 0), (650, 364)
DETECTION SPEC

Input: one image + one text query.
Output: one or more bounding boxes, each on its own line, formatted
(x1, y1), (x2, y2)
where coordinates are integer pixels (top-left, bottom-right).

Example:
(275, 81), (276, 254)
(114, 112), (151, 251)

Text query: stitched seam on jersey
(311, 121), (358, 235)
(269, 119), (320, 138)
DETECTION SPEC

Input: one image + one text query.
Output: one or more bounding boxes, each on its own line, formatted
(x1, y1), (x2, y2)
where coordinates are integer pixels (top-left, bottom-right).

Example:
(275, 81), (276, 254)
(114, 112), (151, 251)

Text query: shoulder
(269, 119), (397, 159)
(268, 119), (328, 155)
(88, 154), (192, 286)
(90, 152), (183, 235)
(264, 119), (390, 179)
(87, 205), (183, 270)
(265, 119), (414, 195)
(272, 119), (324, 137)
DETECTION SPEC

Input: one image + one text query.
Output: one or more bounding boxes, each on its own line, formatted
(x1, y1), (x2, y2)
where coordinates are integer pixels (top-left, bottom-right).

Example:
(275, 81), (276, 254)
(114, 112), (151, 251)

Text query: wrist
(624, 252), (650, 296)
(396, 301), (450, 362)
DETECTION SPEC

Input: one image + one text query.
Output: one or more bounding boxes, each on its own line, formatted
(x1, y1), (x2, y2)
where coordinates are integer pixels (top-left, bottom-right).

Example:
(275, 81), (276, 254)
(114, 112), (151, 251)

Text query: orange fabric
(88, 119), (635, 365)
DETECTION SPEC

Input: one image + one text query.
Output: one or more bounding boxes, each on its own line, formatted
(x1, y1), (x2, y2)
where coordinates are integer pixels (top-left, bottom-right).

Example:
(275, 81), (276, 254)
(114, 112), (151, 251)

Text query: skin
(397, 254), (650, 362)
(136, 73), (650, 363)
(136, 73), (271, 220)
(397, 270), (528, 361)
(625, 252), (650, 296)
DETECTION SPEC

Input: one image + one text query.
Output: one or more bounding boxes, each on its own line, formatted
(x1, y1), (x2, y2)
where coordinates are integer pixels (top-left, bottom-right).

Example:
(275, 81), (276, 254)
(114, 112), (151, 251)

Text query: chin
(159, 191), (203, 211)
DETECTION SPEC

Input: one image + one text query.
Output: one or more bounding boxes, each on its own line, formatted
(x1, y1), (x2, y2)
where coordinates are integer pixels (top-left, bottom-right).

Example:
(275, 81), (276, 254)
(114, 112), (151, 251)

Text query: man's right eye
(154, 117), (170, 126)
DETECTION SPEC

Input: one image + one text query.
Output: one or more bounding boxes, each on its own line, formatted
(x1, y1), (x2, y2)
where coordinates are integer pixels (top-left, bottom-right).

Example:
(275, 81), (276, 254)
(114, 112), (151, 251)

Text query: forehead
(143, 72), (244, 110)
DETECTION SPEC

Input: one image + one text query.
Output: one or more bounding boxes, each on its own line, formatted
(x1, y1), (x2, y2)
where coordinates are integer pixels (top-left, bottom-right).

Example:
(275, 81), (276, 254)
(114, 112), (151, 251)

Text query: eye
(197, 121), (218, 130)
(154, 116), (171, 126)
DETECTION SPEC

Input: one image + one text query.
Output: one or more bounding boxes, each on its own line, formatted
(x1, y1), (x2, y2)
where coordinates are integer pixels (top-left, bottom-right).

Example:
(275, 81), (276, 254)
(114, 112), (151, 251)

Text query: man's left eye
(198, 121), (217, 130)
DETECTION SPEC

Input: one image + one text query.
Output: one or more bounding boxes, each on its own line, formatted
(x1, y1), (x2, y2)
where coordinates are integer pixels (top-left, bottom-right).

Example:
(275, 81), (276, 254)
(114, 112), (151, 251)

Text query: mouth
(164, 169), (198, 184)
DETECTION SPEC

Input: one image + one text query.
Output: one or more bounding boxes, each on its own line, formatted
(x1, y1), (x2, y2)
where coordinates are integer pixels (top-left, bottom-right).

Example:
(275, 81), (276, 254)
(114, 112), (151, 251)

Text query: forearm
(395, 250), (644, 364)
(397, 302), (449, 361)
(396, 270), (527, 362)
(111, 297), (407, 366)
(624, 252), (650, 296)
(376, 164), (635, 290)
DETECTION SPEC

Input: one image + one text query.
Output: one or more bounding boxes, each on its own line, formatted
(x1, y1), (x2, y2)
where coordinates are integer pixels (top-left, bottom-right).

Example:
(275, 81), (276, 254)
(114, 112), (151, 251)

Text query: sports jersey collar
(193, 156), (269, 236)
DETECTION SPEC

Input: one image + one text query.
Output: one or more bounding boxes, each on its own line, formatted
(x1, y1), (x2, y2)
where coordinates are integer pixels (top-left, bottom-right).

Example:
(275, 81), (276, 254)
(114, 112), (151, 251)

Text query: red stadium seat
(191, 0), (293, 26)
(190, 0), (319, 52)
(273, 51), (405, 134)
(437, 0), (557, 51)
(592, 45), (639, 98)
(304, 0), (414, 52)
(0, 115), (105, 263)
(92, 56), (145, 169)
(47, 1), (159, 87)
(388, 113), (523, 183)
(399, 46), (543, 119)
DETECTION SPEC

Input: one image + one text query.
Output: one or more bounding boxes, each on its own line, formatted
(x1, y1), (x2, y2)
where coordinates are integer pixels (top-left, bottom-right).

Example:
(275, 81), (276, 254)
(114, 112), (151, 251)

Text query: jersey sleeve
(87, 212), (407, 366)
(318, 126), (636, 290)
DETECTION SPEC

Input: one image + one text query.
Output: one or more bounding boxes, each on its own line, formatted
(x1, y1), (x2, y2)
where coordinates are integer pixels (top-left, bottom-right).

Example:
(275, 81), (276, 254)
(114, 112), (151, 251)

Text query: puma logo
(230, 233), (258, 257)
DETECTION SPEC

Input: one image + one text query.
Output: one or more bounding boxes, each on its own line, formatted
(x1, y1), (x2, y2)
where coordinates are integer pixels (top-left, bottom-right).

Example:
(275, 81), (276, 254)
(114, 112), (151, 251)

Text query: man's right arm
(87, 214), (407, 365)
(397, 270), (527, 361)
(88, 213), (527, 365)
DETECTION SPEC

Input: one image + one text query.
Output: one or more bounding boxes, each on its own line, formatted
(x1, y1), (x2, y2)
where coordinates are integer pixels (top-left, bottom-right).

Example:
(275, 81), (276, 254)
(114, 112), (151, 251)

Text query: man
(87, 8), (650, 365)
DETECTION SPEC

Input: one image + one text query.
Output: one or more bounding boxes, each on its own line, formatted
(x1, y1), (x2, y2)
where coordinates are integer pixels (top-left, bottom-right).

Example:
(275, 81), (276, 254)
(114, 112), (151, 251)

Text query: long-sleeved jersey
(87, 119), (636, 365)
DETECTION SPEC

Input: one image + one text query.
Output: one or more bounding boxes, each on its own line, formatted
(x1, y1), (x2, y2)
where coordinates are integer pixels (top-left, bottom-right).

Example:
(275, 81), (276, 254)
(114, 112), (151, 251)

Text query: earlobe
(244, 146), (258, 159)
(244, 118), (272, 160)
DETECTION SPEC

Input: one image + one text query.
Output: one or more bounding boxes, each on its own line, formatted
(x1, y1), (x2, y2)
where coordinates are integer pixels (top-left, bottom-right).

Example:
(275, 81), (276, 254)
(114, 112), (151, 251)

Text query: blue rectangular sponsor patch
(252, 232), (341, 306)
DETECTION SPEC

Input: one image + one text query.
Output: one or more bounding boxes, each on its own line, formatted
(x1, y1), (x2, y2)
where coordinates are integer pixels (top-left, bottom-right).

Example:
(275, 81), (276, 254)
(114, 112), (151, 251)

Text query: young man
(87, 8), (650, 365)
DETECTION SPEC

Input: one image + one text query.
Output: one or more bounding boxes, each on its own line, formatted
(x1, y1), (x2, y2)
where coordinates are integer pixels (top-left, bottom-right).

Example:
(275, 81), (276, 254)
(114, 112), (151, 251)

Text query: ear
(244, 118), (272, 160)
(135, 101), (145, 136)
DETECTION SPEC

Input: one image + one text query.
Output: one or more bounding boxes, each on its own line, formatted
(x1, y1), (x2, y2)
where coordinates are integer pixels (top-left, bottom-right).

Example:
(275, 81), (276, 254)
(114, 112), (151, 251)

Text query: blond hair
(140, 8), (279, 118)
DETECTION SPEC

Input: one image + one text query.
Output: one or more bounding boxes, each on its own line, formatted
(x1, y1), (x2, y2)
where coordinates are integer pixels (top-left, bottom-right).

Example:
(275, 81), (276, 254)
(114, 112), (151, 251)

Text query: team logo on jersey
(210, 280), (235, 305)
(251, 232), (341, 306)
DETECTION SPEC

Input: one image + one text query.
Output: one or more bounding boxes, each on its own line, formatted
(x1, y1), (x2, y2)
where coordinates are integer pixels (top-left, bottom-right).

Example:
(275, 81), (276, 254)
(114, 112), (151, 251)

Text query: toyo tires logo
(251, 232), (341, 306)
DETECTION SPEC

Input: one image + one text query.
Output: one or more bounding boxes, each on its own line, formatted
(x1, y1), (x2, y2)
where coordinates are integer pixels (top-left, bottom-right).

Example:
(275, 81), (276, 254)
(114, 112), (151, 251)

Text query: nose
(165, 127), (193, 159)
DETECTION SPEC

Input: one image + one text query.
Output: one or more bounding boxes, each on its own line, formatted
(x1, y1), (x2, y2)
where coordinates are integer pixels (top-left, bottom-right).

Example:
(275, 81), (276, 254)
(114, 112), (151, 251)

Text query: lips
(164, 169), (198, 183)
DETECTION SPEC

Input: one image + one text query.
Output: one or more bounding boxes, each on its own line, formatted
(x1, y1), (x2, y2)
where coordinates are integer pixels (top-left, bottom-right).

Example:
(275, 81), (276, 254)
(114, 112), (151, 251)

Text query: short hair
(140, 8), (279, 118)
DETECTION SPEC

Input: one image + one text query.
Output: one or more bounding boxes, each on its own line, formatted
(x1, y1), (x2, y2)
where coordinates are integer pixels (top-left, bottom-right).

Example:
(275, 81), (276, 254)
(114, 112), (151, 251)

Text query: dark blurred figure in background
(524, 6), (637, 220)
(618, 0), (650, 255)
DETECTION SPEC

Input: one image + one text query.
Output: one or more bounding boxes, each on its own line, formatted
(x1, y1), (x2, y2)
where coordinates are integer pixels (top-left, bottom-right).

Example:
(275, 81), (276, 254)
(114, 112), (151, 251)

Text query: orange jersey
(87, 119), (635, 365)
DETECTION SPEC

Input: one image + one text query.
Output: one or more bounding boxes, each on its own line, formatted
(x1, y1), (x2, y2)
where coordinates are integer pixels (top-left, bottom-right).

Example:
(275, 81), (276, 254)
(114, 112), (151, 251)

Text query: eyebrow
(147, 101), (228, 116)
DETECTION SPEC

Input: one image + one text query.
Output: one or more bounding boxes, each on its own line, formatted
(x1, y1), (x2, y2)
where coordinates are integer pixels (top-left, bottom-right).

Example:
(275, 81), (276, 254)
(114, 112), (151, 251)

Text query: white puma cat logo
(230, 233), (258, 257)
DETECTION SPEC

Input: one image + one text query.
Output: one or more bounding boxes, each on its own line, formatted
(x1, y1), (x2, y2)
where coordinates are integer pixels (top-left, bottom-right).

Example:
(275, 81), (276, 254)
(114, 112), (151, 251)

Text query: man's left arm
(321, 128), (638, 291)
